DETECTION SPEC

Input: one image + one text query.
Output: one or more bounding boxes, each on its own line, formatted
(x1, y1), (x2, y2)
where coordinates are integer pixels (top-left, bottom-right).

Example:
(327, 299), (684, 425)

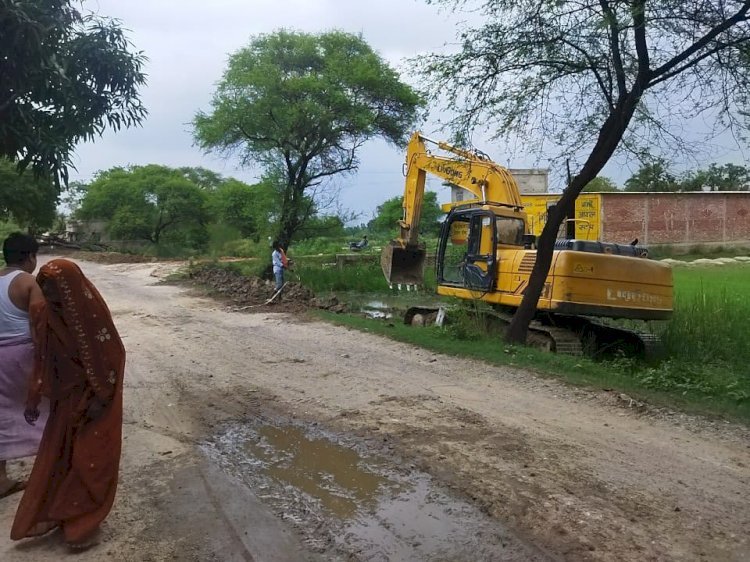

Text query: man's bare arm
(27, 278), (44, 311)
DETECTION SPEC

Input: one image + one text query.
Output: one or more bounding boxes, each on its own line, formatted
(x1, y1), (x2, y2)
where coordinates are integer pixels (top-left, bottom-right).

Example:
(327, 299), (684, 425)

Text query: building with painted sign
(521, 192), (750, 248)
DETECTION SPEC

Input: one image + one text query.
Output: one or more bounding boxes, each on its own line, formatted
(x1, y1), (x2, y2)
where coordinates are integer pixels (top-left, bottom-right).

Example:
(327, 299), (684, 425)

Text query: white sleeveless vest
(0, 270), (31, 339)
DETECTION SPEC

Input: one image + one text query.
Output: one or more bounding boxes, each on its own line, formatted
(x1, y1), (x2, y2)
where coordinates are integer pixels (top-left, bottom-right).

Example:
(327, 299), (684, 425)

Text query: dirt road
(1, 259), (748, 561)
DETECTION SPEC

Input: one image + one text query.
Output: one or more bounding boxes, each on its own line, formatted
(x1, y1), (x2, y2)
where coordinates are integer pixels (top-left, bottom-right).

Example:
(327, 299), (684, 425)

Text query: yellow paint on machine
(521, 193), (601, 239)
(436, 248), (673, 319)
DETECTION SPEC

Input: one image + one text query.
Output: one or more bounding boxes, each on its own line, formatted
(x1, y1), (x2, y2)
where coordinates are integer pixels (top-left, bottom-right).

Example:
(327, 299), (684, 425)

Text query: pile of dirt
(189, 265), (347, 313)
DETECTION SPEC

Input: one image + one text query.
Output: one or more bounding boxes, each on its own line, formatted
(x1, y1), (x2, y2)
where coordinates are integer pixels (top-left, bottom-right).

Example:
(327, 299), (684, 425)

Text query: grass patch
(663, 266), (750, 365)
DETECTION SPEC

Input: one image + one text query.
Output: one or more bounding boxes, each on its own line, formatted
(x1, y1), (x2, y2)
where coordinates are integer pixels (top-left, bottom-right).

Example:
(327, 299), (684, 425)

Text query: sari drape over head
(11, 259), (125, 544)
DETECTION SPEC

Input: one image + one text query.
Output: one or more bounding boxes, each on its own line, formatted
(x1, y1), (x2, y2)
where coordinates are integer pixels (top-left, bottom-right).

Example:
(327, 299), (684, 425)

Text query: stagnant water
(202, 420), (551, 561)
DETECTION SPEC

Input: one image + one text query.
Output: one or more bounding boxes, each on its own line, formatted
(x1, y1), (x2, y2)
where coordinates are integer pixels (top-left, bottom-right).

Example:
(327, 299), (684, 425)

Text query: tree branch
(648, 36), (750, 88)
(650, 1), (750, 81)
(599, 0), (628, 96)
(560, 37), (614, 108)
(631, 0), (651, 91)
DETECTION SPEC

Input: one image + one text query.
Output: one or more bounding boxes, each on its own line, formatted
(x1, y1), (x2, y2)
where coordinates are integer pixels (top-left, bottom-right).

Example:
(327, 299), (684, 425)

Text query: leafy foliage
(77, 165), (210, 248)
(623, 160), (750, 191)
(193, 30), (425, 249)
(420, 0), (750, 164)
(0, 159), (57, 231)
(680, 163), (750, 191)
(369, 191), (443, 235)
(177, 167), (226, 191)
(0, 0), (147, 184)
(624, 159), (680, 192)
(296, 215), (346, 240)
(582, 176), (620, 192)
(210, 178), (275, 240)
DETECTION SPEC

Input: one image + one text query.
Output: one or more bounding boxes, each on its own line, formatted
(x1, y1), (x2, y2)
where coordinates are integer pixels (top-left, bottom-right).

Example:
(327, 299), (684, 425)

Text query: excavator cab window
(437, 209), (497, 292)
(496, 217), (525, 246)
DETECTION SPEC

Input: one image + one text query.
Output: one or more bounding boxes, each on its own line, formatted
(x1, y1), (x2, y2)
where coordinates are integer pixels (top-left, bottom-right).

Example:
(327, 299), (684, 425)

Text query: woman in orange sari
(11, 259), (125, 547)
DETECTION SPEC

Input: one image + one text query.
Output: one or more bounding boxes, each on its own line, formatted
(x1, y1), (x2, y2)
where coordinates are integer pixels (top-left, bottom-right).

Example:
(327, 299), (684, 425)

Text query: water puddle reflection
(203, 421), (549, 561)
(361, 300), (393, 320)
(244, 425), (392, 519)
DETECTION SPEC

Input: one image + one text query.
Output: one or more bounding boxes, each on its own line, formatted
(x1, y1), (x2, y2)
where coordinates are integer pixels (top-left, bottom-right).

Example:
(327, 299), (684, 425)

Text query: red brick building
(521, 192), (750, 249)
(599, 192), (750, 247)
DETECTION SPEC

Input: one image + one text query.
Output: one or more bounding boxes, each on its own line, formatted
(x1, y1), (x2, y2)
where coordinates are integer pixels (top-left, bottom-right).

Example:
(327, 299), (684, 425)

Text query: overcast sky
(74, 0), (748, 222)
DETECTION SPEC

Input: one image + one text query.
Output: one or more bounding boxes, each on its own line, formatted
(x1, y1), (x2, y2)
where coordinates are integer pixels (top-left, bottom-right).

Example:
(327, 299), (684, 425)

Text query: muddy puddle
(202, 419), (550, 561)
(362, 300), (393, 320)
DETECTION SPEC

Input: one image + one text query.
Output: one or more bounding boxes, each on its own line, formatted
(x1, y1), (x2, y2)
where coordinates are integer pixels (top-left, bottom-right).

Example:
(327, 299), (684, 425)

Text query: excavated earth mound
(189, 265), (347, 314)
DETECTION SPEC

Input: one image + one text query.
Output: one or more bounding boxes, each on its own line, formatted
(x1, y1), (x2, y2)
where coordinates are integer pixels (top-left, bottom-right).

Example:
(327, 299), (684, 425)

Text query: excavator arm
(382, 132), (523, 285)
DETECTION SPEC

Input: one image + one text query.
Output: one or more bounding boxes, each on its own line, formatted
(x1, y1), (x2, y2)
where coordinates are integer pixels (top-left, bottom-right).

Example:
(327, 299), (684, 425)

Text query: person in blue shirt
(271, 240), (286, 291)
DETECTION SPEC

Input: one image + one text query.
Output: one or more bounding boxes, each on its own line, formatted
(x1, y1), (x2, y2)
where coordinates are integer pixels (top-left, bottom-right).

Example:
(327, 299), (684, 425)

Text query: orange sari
(11, 259), (125, 545)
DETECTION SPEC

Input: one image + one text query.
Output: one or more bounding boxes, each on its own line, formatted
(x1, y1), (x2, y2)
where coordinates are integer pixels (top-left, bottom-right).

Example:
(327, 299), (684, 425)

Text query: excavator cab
(437, 208), (498, 292)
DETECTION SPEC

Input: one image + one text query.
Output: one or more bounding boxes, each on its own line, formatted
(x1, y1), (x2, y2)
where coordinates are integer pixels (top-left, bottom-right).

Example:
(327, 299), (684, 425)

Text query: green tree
(210, 178), (270, 239)
(369, 191), (443, 236)
(78, 165), (210, 247)
(0, 159), (57, 232)
(418, 0), (750, 343)
(178, 167), (226, 191)
(0, 0), (147, 184)
(624, 159), (680, 192)
(60, 180), (88, 217)
(193, 30), (425, 251)
(680, 163), (750, 191)
(297, 215), (346, 239)
(582, 176), (619, 192)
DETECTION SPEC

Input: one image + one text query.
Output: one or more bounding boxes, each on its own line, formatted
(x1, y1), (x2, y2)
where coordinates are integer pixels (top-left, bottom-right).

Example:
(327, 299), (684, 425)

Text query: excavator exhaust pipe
(381, 242), (426, 286)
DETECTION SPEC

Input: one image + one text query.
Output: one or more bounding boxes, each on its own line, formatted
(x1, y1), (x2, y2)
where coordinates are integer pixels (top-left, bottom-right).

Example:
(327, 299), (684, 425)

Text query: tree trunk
(275, 181), (305, 252)
(505, 97), (644, 344)
(505, 197), (572, 343)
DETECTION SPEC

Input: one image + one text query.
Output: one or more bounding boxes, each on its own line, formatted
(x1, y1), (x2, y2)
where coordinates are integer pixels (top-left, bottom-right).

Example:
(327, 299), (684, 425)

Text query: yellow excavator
(381, 132), (673, 355)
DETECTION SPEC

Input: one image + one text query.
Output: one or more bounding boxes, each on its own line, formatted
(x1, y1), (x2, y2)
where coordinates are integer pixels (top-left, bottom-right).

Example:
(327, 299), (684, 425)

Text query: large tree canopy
(0, 0), (147, 184)
(582, 176), (620, 192)
(681, 163), (750, 191)
(419, 0), (750, 342)
(193, 29), (425, 250)
(623, 159), (679, 192)
(77, 165), (210, 248)
(210, 177), (280, 240)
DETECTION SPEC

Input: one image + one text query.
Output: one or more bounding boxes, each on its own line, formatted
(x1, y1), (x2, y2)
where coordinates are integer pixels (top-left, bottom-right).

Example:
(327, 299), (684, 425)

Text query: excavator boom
(382, 132), (522, 285)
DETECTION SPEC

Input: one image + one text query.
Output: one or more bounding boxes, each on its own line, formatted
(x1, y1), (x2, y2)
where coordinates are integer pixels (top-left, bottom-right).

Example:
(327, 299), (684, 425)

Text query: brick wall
(600, 192), (750, 246)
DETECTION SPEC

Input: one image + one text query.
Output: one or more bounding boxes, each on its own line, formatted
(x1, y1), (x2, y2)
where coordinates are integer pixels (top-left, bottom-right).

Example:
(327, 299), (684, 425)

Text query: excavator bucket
(381, 242), (426, 286)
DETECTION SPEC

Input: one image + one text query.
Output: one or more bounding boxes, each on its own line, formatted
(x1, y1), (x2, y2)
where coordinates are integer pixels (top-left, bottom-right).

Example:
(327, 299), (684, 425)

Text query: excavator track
(534, 325), (584, 355)
(545, 317), (665, 359)
(403, 306), (660, 358)
(482, 309), (584, 355)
